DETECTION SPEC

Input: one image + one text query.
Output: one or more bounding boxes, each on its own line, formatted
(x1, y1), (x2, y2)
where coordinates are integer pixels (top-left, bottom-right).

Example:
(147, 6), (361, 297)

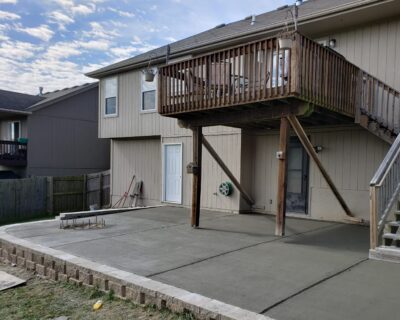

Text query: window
(104, 77), (117, 116)
(141, 70), (157, 111)
(10, 121), (20, 141)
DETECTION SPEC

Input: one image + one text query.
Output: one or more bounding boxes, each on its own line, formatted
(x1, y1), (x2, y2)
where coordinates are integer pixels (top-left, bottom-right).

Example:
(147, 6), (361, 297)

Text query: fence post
(83, 174), (87, 211)
(47, 177), (54, 215)
(99, 173), (103, 208)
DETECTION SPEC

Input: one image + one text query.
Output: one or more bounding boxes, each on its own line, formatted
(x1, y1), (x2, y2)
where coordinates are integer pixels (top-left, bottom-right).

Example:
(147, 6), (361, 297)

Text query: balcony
(0, 140), (27, 167)
(158, 32), (400, 133)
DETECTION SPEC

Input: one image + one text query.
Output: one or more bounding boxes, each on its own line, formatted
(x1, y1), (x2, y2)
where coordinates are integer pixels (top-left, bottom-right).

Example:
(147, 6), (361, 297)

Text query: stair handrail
(370, 133), (400, 249)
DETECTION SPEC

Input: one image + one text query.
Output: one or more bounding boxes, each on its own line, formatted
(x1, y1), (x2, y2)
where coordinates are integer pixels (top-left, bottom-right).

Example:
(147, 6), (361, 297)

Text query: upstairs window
(104, 77), (117, 116)
(141, 71), (157, 111)
(10, 121), (20, 141)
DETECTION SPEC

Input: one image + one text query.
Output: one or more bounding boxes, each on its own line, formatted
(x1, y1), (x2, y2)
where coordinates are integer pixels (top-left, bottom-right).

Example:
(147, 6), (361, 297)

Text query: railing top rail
(370, 134), (400, 187)
(0, 140), (26, 145)
(361, 70), (400, 96)
(159, 32), (290, 70)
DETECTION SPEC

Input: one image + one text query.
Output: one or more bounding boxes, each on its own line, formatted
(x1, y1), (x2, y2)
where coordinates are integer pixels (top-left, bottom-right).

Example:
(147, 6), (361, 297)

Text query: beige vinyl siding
(98, 70), (240, 139)
(110, 138), (162, 206)
(320, 16), (400, 91)
(162, 132), (242, 212)
(246, 126), (389, 221)
(110, 132), (242, 212)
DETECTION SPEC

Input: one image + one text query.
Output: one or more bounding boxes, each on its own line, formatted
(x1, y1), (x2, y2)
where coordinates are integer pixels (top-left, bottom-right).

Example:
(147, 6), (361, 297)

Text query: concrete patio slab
(266, 259), (400, 320)
(152, 223), (369, 313)
(1, 206), (395, 320)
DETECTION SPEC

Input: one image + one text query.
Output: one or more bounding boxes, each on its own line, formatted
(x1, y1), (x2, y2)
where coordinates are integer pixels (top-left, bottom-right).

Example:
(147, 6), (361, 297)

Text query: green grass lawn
(0, 263), (194, 320)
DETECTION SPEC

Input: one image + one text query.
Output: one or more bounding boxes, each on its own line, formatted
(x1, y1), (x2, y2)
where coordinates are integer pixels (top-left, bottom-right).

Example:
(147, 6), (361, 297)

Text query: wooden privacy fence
(0, 177), (47, 224)
(0, 171), (110, 224)
(86, 170), (110, 210)
(48, 170), (111, 214)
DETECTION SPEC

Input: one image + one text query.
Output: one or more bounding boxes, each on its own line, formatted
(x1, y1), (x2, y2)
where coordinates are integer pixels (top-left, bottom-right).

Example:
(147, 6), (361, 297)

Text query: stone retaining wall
(0, 224), (272, 320)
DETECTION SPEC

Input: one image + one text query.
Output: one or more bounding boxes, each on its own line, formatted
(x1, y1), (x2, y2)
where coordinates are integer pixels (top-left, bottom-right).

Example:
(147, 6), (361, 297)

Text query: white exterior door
(163, 144), (182, 203)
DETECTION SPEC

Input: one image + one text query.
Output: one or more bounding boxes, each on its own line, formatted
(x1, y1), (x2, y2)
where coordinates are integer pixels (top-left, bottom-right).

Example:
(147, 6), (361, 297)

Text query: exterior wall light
(329, 39), (337, 48)
(314, 145), (324, 153)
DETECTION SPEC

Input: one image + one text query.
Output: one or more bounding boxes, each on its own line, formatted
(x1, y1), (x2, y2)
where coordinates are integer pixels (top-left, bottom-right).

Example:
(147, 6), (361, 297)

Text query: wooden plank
(287, 114), (353, 217)
(276, 117), (290, 236)
(180, 101), (311, 128)
(191, 126), (202, 227)
(370, 186), (378, 249)
(202, 136), (254, 206)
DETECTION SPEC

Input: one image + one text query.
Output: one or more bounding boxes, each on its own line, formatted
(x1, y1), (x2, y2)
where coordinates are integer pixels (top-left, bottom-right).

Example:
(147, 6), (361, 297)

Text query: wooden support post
(276, 117), (290, 236)
(202, 136), (254, 206)
(99, 173), (104, 209)
(287, 114), (353, 217)
(83, 174), (87, 211)
(370, 186), (378, 249)
(191, 127), (202, 227)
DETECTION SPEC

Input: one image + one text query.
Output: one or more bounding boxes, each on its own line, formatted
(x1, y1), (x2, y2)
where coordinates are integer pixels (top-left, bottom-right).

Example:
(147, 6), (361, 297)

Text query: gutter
(86, 0), (389, 79)
(0, 108), (32, 115)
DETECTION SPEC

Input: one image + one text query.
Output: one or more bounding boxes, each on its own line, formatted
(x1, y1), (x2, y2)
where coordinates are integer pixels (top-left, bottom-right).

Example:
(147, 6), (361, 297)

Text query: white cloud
(71, 4), (95, 15)
(0, 0), (17, 3)
(0, 10), (20, 20)
(164, 36), (176, 42)
(79, 39), (109, 50)
(44, 42), (81, 60)
(109, 46), (137, 60)
(47, 11), (74, 30)
(52, 0), (95, 16)
(109, 20), (127, 28)
(83, 21), (119, 39)
(108, 7), (135, 18)
(0, 40), (38, 60)
(15, 24), (54, 41)
(132, 35), (142, 44)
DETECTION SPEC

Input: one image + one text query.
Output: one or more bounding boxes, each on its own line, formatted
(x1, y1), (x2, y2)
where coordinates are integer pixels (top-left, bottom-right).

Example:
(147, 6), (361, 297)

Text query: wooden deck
(0, 140), (27, 167)
(158, 32), (400, 132)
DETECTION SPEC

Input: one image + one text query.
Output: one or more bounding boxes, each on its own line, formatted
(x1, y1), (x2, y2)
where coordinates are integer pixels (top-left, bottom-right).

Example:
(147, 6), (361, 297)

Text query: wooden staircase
(369, 134), (400, 263)
(382, 210), (400, 247)
(359, 113), (398, 144)
(370, 208), (400, 262)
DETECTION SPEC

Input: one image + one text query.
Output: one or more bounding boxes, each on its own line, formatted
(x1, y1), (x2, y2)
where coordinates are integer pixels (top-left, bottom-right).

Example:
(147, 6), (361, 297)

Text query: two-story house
(0, 83), (110, 177)
(87, 0), (400, 257)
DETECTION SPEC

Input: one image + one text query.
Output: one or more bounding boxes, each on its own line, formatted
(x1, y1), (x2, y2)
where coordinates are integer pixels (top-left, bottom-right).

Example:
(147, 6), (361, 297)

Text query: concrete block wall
(0, 236), (270, 320)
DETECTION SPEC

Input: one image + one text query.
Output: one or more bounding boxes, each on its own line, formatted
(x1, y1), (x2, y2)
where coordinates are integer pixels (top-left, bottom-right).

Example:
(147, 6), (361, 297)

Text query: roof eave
(0, 108), (32, 115)
(85, 0), (386, 79)
(27, 82), (98, 112)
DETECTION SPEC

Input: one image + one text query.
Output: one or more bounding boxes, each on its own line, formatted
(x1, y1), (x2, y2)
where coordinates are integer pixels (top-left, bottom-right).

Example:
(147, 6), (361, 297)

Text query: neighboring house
(87, 0), (400, 257)
(0, 83), (110, 177)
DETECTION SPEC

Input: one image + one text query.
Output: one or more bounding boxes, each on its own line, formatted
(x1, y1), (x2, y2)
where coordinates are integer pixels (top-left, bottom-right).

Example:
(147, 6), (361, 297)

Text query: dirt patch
(0, 263), (194, 320)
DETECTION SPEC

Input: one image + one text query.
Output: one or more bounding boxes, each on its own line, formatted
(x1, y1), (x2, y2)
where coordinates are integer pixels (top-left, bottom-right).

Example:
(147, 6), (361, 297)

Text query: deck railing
(158, 33), (361, 118)
(370, 134), (400, 249)
(298, 36), (360, 117)
(158, 36), (296, 115)
(360, 72), (400, 134)
(0, 140), (27, 167)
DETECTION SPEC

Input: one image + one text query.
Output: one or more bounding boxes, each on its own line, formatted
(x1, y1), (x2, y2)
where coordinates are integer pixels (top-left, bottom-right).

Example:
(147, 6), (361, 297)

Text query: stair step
(383, 233), (400, 247)
(388, 221), (400, 233)
(395, 211), (400, 222)
(370, 246), (400, 264)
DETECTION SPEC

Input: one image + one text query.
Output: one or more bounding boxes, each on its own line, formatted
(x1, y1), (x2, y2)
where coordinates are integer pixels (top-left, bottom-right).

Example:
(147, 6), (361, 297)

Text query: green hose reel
(219, 181), (233, 196)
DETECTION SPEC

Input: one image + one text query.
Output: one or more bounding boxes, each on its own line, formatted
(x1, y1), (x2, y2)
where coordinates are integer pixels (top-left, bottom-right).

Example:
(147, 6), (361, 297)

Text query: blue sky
(0, 0), (292, 94)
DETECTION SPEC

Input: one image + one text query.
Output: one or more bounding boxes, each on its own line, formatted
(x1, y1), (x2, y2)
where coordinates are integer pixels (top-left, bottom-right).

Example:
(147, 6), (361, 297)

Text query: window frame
(104, 76), (118, 117)
(140, 69), (157, 113)
(10, 120), (21, 141)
